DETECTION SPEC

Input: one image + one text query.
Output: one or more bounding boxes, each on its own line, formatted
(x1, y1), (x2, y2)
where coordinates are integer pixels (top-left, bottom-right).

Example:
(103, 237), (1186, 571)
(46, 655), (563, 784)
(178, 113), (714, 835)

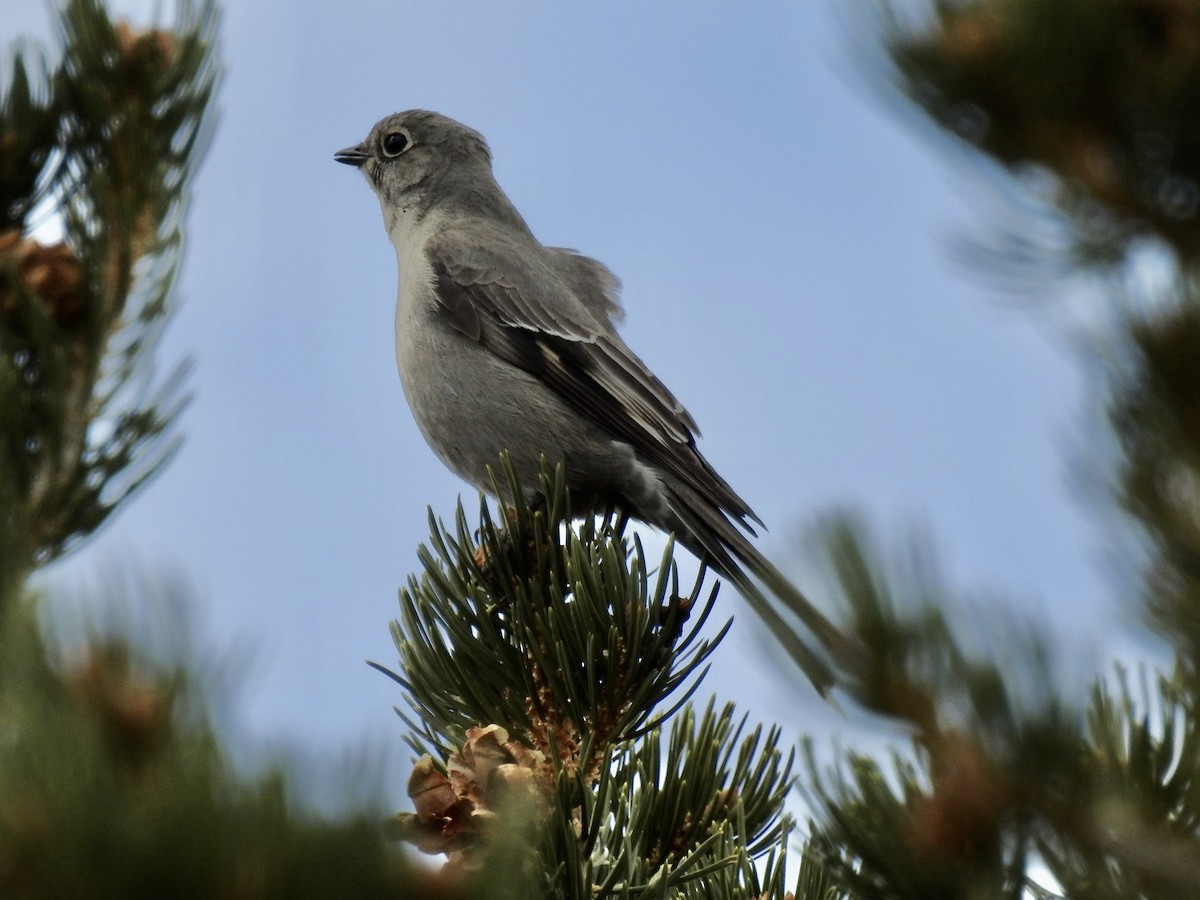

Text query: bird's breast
(389, 223), (486, 481)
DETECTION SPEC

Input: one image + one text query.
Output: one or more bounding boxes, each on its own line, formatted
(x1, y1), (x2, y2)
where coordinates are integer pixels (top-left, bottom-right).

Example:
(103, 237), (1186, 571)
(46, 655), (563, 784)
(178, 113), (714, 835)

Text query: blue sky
(12, 1), (1125, 797)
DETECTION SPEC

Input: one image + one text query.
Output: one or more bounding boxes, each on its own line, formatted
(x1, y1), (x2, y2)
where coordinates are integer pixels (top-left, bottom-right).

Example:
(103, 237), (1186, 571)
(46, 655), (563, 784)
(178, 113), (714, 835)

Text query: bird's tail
(664, 487), (860, 697)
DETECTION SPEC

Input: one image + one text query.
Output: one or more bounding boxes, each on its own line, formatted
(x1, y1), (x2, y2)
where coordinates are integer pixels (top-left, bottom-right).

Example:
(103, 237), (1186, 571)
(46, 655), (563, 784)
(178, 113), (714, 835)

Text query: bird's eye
(382, 130), (412, 157)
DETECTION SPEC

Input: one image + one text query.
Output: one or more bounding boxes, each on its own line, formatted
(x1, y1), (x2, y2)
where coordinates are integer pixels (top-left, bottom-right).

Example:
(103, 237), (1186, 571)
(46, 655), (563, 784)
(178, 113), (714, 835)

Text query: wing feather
(426, 231), (760, 528)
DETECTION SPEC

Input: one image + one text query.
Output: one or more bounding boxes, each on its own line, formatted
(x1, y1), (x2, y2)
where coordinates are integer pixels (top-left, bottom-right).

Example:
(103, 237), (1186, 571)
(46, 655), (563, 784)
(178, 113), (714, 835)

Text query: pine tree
(374, 464), (801, 897)
(791, 2), (1200, 897)
(0, 3), (417, 895)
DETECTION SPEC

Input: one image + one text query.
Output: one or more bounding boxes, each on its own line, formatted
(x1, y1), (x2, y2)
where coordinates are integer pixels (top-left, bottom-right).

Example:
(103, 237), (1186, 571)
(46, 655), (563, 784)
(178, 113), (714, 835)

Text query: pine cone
(114, 21), (178, 74)
(906, 733), (1011, 864)
(0, 229), (85, 330)
(392, 725), (546, 861)
(65, 642), (173, 770)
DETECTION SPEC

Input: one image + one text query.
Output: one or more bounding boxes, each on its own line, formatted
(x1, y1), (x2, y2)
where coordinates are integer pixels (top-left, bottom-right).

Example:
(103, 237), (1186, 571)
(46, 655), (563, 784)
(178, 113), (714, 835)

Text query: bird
(334, 110), (854, 694)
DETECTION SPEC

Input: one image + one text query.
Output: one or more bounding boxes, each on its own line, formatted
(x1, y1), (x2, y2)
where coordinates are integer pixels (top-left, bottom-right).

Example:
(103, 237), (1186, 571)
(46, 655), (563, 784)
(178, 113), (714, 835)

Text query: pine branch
(764, 5), (1200, 896)
(0, 0), (218, 599)
(378, 457), (807, 896)
(378, 457), (726, 765)
(0, 5), (422, 895)
(0, 49), (57, 232)
(1109, 296), (1200, 673)
(792, 512), (1200, 897)
(1038, 667), (1200, 897)
(0, 583), (422, 898)
(880, 0), (1200, 279)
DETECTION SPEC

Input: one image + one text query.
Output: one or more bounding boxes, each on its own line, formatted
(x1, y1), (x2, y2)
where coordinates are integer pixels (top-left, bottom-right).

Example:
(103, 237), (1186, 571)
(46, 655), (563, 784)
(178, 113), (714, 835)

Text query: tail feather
(663, 486), (859, 697)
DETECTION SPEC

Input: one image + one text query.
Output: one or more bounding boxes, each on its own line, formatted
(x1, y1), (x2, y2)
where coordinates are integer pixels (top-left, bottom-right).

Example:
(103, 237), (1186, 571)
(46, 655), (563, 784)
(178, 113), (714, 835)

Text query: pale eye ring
(382, 129), (412, 157)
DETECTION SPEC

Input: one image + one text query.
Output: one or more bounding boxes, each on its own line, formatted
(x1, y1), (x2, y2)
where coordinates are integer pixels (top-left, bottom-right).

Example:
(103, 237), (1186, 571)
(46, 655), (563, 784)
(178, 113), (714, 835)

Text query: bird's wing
(545, 246), (625, 325)
(425, 228), (759, 526)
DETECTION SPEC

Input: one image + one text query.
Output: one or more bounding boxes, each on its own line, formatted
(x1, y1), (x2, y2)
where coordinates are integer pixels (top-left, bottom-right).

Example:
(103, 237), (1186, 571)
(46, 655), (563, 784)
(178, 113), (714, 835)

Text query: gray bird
(335, 110), (853, 694)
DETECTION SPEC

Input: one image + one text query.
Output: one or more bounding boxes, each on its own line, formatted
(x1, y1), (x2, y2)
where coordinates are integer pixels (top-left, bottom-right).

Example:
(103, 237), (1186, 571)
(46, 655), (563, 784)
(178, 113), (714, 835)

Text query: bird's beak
(334, 143), (369, 167)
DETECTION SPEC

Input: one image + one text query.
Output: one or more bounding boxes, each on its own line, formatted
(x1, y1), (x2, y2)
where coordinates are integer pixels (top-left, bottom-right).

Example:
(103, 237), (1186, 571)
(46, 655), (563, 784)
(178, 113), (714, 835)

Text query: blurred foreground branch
(782, 2), (1200, 896)
(0, 3), (422, 895)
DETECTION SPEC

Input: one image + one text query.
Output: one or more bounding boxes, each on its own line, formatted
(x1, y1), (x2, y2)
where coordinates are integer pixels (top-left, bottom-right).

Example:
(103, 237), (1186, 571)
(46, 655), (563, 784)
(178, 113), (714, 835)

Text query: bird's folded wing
(425, 230), (759, 526)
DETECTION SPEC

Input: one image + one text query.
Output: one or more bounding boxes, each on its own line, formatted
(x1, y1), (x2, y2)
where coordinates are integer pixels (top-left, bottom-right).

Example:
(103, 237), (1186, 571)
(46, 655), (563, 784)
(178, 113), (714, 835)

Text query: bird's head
(335, 110), (494, 227)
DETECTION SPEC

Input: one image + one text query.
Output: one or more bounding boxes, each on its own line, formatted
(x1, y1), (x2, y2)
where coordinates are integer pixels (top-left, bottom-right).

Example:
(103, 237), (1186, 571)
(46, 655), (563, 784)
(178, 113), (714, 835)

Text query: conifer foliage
(375, 464), (799, 896)
(0, 4), (415, 896)
(794, 2), (1200, 897)
(0, 0), (213, 596)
